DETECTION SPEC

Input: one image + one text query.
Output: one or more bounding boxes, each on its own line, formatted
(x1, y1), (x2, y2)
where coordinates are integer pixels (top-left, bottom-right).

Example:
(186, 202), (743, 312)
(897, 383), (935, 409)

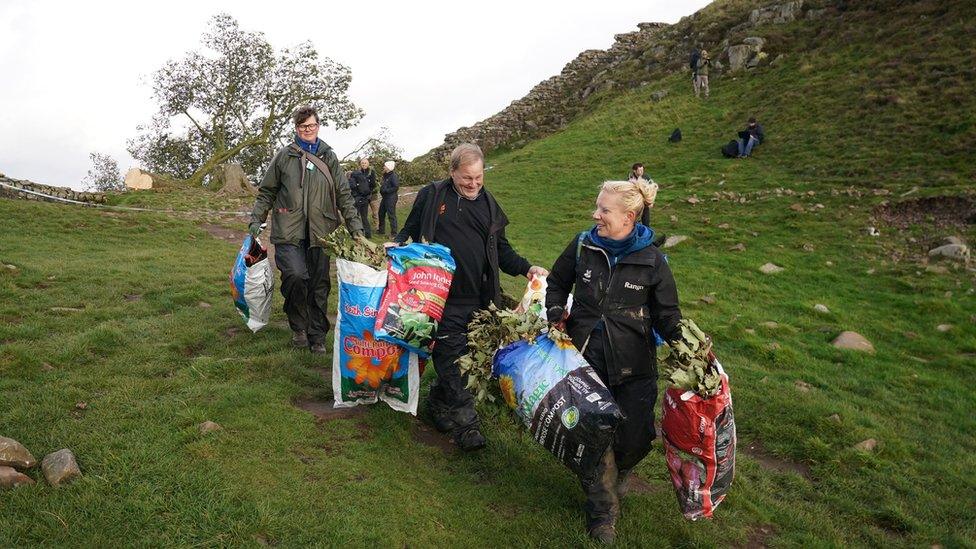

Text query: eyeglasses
(297, 123), (319, 131)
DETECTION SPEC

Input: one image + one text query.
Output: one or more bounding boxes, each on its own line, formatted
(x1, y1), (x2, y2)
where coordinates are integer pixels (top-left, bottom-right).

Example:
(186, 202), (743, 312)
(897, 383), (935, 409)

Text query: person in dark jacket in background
(248, 106), (366, 354)
(737, 117), (766, 158)
(626, 162), (658, 227)
(348, 158), (375, 237)
(392, 143), (548, 451)
(378, 160), (399, 236)
(546, 179), (682, 544)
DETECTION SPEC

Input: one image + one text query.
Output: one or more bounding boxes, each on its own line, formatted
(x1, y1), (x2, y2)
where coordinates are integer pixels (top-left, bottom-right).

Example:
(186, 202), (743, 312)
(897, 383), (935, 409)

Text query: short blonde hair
(449, 143), (484, 171)
(600, 179), (658, 215)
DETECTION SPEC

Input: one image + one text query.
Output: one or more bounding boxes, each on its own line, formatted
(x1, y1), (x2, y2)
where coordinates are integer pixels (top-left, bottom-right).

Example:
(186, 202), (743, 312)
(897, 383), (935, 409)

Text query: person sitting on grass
(546, 179), (683, 544)
(737, 117), (765, 158)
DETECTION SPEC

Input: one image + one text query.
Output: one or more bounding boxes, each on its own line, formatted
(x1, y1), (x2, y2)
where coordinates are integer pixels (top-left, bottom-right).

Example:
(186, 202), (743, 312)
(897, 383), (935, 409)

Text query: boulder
(0, 465), (35, 489)
(727, 44), (755, 72)
(650, 90), (668, 102)
(742, 36), (766, 48)
(0, 436), (36, 470)
(729, 243), (746, 252)
(928, 243), (970, 262)
(814, 304), (830, 314)
(124, 168), (153, 190)
(759, 263), (784, 274)
(41, 449), (81, 487)
(936, 324), (952, 333)
(749, 1), (804, 25)
(832, 331), (874, 353)
(662, 235), (688, 248)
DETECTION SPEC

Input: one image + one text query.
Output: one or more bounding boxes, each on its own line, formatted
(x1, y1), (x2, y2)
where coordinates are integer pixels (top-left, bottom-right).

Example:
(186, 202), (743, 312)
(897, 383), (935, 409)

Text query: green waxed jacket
(250, 139), (364, 247)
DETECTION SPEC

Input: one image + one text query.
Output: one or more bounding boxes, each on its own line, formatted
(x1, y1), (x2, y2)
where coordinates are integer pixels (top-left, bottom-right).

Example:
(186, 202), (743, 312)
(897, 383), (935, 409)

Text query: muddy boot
(292, 330), (308, 348)
(309, 341), (326, 355)
(582, 449), (620, 542)
(454, 426), (487, 452)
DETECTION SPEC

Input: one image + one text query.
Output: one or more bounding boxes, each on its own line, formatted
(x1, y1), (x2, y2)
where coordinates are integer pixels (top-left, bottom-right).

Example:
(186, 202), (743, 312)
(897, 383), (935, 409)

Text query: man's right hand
(248, 222), (261, 239)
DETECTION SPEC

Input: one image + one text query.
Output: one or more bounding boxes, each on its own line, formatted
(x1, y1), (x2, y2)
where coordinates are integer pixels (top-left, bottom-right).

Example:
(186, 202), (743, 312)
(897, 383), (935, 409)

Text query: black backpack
(721, 140), (739, 158)
(669, 128), (682, 143)
(689, 51), (700, 70)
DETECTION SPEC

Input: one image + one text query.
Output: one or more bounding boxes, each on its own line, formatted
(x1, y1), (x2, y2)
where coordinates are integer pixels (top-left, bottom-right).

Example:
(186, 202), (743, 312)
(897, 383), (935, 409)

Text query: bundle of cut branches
(319, 227), (386, 269)
(457, 303), (550, 403)
(662, 319), (722, 398)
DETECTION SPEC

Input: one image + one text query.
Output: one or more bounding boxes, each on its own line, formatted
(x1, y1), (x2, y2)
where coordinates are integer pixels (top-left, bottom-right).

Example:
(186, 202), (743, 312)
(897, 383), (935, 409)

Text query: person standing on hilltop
(248, 106), (367, 354)
(695, 49), (711, 98)
(689, 46), (701, 91)
(378, 160), (399, 236)
(390, 143), (548, 451)
(546, 179), (682, 543)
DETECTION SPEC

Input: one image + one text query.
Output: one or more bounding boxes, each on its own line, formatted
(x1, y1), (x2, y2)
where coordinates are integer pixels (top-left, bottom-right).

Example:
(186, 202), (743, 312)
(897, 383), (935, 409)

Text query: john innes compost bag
(375, 243), (456, 357)
(333, 258), (421, 415)
(493, 332), (622, 482)
(230, 235), (274, 332)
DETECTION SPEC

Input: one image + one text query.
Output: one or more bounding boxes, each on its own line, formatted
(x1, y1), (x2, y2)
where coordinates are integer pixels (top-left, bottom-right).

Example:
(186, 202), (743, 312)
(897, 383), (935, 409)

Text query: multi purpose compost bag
(661, 354), (736, 520)
(230, 235), (274, 332)
(374, 243), (456, 356)
(492, 332), (622, 482)
(333, 258), (421, 415)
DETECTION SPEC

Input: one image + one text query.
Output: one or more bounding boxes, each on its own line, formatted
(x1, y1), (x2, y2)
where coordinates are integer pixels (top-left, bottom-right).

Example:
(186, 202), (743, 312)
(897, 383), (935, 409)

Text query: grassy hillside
(2, 0), (975, 546)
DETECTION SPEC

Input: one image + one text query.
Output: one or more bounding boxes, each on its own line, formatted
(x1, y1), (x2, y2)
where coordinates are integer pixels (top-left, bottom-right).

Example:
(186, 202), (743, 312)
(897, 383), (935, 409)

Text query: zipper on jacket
(581, 242), (618, 372)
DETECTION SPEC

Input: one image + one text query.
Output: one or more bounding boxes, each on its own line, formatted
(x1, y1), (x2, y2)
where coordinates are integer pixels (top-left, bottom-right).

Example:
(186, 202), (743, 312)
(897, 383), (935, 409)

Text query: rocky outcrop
(423, 1), (821, 160)
(0, 172), (106, 204)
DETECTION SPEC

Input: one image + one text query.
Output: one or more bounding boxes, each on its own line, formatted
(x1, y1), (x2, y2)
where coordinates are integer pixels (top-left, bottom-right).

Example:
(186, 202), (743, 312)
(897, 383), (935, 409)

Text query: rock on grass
(853, 438), (878, 452)
(760, 263), (784, 274)
(199, 421), (223, 434)
(0, 465), (35, 489)
(832, 331), (874, 353)
(41, 449), (81, 487)
(0, 436), (36, 470)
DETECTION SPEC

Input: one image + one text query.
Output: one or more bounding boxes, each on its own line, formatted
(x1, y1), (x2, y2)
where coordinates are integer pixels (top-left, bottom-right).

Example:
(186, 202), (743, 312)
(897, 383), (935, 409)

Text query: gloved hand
(547, 305), (568, 331)
(248, 222), (261, 239)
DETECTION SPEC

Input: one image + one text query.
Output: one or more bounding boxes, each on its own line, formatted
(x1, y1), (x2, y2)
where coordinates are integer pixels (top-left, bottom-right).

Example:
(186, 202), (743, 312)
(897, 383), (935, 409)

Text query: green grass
(3, 0), (976, 546)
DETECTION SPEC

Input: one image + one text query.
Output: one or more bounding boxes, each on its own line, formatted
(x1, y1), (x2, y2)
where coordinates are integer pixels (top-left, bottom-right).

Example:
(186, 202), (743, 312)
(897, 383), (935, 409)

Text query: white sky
(0, 1), (710, 190)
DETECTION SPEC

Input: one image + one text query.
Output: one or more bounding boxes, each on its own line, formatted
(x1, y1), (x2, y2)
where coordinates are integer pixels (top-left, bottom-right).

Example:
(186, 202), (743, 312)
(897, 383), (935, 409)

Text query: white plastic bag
(230, 235), (274, 332)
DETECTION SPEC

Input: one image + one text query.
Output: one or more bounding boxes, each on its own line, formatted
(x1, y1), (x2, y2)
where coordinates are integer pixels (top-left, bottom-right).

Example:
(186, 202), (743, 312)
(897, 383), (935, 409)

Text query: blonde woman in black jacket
(546, 179), (682, 544)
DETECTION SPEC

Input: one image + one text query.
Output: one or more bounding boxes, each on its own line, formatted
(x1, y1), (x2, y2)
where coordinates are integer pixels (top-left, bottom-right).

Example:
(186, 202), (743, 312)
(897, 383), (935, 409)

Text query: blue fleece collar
(588, 224), (655, 266)
(295, 135), (319, 155)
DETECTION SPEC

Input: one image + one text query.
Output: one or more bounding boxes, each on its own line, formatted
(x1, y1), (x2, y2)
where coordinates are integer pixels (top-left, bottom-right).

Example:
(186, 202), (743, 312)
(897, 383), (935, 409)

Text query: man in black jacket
(348, 158), (375, 237)
(392, 143), (547, 451)
(737, 117), (766, 157)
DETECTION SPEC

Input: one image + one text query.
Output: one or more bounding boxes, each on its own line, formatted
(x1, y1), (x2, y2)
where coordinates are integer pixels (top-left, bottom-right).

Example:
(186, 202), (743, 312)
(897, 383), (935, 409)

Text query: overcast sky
(0, 1), (710, 190)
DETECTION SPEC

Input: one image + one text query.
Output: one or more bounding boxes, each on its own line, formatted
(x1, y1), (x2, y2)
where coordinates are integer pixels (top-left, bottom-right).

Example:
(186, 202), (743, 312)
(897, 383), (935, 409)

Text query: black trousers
(580, 328), (658, 528)
(378, 194), (398, 235)
(274, 240), (331, 344)
(355, 200), (372, 238)
(427, 301), (480, 434)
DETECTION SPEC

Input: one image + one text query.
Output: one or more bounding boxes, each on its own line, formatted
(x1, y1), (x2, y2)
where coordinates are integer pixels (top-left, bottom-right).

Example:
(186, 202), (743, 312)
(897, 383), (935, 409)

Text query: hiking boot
(588, 523), (617, 545)
(309, 341), (326, 355)
(454, 428), (487, 452)
(292, 330), (308, 348)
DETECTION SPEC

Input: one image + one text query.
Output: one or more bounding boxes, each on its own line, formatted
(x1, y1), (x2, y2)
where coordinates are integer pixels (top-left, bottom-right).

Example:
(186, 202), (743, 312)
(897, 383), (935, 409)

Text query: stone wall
(424, 0), (823, 160)
(0, 173), (106, 204)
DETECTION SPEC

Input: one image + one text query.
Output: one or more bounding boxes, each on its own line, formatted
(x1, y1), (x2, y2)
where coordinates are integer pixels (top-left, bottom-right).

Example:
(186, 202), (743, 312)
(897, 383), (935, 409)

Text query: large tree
(128, 13), (362, 187)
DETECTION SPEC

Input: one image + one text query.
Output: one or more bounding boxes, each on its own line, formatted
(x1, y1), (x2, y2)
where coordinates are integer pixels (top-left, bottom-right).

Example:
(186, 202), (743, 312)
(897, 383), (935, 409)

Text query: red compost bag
(661, 356), (736, 520)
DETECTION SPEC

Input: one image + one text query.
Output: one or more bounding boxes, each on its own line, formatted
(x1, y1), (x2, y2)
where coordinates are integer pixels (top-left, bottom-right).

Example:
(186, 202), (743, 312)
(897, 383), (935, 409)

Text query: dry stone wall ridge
(0, 173), (106, 204)
(424, 1), (814, 160)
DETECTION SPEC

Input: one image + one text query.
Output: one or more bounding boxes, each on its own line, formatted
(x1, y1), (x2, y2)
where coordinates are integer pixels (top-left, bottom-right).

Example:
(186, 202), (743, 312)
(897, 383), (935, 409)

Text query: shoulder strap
(575, 231), (588, 265)
(290, 143), (339, 219)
